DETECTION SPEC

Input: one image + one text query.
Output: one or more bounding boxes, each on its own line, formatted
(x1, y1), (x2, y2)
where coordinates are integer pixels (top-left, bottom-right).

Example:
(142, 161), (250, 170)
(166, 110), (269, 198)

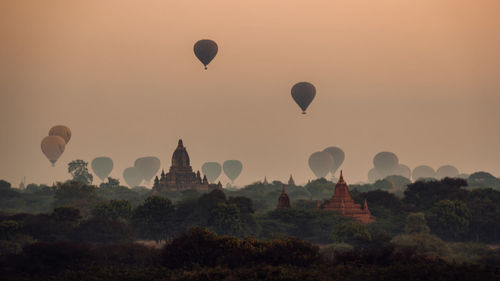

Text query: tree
(53, 182), (99, 216)
(68, 160), (93, 185)
(0, 180), (12, 190)
(391, 233), (450, 256)
(404, 212), (430, 234)
(99, 177), (120, 188)
(52, 207), (82, 227)
(208, 203), (243, 236)
(403, 178), (468, 210)
(427, 200), (471, 240)
(132, 196), (175, 242)
(91, 200), (132, 223)
(332, 221), (372, 247)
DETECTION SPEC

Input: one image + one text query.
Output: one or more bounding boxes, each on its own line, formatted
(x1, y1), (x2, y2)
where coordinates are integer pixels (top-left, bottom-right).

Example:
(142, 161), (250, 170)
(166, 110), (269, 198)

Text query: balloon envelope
(393, 164), (411, 179)
(49, 125), (71, 144)
(291, 82), (316, 114)
(194, 39), (218, 69)
(437, 165), (459, 179)
(202, 162), (222, 183)
(134, 157), (161, 183)
(123, 167), (142, 188)
(373, 152), (399, 177)
(41, 136), (66, 165)
(91, 157), (113, 181)
(323, 146), (345, 175)
(223, 160), (243, 182)
(412, 165), (436, 181)
(308, 151), (334, 178)
(368, 167), (383, 183)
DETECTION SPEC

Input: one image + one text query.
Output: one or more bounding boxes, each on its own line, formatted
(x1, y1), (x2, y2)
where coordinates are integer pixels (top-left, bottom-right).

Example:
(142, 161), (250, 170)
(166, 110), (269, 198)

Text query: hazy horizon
(1, 1), (499, 187)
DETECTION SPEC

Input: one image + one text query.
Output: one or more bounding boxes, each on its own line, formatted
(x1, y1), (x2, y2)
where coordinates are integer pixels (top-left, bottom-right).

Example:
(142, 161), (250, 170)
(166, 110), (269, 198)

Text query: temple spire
(281, 184), (286, 194)
(178, 139), (183, 147)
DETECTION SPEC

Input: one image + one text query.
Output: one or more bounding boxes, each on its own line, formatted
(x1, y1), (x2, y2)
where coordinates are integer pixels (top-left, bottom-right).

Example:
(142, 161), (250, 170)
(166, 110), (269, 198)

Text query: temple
(288, 174), (295, 186)
(319, 171), (375, 224)
(152, 139), (222, 192)
(277, 185), (291, 209)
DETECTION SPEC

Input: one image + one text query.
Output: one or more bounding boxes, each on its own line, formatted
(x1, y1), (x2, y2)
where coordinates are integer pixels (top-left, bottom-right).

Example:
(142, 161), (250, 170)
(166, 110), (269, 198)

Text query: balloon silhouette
(41, 136), (66, 166)
(194, 39), (218, 70)
(368, 167), (383, 183)
(134, 156), (161, 183)
(412, 165), (436, 181)
(323, 146), (345, 176)
(394, 164), (411, 179)
(436, 165), (459, 179)
(202, 162), (222, 183)
(223, 160), (243, 183)
(373, 152), (399, 177)
(291, 82), (316, 114)
(91, 157), (114, 182)
(123, 167), (142, 188)
(48, 125), (71, 144)
(308, 151), (334, 178)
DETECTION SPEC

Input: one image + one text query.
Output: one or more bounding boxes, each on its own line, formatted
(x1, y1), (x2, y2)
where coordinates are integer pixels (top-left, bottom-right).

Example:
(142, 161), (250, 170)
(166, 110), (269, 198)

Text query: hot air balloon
(194, 39), (218, 70)
(91, 157), (114, 182)
(373, 152), (399, 177)
(48, 125), (71, 144)
(368, 167), (383, 183)
(202, 162), (222, 183)
(412, 165), (436, 181)
(436, 165), (459, 179)
(291, 82), (316, 114)
(123, 167), (142, 188)
(223, 160), (243, 183)
(323, 146), (345, 176)
(308, 151), (334, 178)
(393, 164), (412, 179)
(41, 136), (66, 166)
(134, 157), (161, 184)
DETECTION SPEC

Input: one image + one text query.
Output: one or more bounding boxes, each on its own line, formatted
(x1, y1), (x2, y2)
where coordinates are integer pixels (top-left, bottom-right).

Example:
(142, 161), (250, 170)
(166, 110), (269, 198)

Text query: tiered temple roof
(152, 139), (221, 192)
(319, 171), (375, 224)
(277, 184), (291, 209)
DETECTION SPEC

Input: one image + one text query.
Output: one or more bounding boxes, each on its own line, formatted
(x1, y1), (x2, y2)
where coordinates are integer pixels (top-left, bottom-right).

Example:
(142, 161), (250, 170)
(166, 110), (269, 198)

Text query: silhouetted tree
(68, 160), (93, 184)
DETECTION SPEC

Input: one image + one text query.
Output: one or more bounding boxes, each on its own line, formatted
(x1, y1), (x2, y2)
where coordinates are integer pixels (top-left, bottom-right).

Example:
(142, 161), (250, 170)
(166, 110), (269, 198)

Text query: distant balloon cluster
(308, 147), (345, 178)
(201, 160), (243, 184)
(121, 157), (161, 188)
(367, 151), (460, 182)
(41, 125), (71, 166)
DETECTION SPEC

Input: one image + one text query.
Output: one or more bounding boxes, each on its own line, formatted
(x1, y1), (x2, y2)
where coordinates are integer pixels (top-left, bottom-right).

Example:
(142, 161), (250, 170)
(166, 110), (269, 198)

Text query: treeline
(0, 228), (498, 281)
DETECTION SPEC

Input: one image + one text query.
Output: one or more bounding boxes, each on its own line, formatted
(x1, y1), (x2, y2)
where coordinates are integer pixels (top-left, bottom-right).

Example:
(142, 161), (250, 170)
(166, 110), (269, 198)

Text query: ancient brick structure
(277, 184), (291, 209)
(152, 139), (222, 192)
(319, 171), (375, 224)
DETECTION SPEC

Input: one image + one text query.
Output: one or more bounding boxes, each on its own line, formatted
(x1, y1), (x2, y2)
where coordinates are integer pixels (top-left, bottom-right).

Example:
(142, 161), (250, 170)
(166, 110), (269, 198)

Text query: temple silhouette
(276, 185), (291, 209)
(152, 139), (222, 192)
(319, 171), (376, 224)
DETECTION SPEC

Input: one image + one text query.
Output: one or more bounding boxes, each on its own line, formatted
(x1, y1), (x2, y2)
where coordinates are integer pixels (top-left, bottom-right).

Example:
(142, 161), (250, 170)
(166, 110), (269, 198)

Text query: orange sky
(1, 0), (499, 186)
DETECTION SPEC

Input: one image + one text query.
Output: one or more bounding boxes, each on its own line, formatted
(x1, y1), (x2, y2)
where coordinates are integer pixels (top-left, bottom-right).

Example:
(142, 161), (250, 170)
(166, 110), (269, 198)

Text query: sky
(1, 0), (499, 187)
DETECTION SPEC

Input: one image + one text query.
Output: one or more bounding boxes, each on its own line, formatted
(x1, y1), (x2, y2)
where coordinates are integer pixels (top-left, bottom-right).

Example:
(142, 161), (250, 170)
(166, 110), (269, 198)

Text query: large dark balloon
(49, 125), (71, 144)
(202, 162), (222, 183)
(323, 146), (345, 176)
(373, 152), (399, 177)
(134, 157), (161, 183)
(436, 165), (459, 179)
(91, 157), (113, 182)
(308, 151), (334, 178)
(368, 168), (383, 183)
(412, 165), (436, 181)
(41, 136), (66, 166)
(223, 160), (243, 183)
(394, 164), (411, 179)
(194, 39), (218, 70)
(291, 82), (316, 114)
(123, 167), (142, 188)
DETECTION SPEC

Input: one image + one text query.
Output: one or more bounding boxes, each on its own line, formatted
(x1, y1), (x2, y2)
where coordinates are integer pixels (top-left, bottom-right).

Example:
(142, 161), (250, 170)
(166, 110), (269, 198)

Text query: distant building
(277, 185), (291, 209)
(288, 174), (295, 186)
(319, 171), (375, 224)
(263, 176), (269, 185)
(152, 139), (222, 192)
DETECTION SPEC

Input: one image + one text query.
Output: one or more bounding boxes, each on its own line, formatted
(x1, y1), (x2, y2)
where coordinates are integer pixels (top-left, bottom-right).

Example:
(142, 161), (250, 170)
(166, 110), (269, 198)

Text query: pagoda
(288, 174), (295, 186)
(277, 185), (291, 209)
(319, 171), (375, 224)
(152, 139), (222, 192)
